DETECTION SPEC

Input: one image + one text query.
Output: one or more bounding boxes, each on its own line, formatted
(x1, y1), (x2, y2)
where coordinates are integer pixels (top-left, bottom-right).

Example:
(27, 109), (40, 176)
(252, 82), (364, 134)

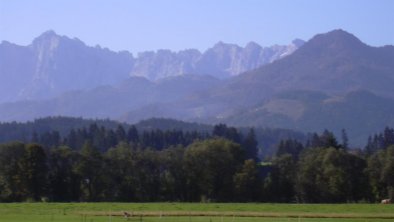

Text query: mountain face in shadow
(0, 40), (34, 102)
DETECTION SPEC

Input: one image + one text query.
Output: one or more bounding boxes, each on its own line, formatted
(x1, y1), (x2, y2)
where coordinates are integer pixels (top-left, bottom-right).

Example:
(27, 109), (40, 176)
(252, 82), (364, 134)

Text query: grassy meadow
(0, 203), (394, 222)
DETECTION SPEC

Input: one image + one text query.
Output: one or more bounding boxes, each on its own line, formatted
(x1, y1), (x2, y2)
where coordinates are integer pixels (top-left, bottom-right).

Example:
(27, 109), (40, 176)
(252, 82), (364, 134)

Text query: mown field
(0, 203), (393, 222)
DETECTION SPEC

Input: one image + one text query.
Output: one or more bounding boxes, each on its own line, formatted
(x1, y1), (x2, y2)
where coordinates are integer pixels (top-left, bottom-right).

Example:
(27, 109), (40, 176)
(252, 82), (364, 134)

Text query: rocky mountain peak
(30, 30), (64, 57)
(211, 41), (242, 51)
(39, 29), (58, 37)
(304, 29), (366, 52)
(32, 30), (60, 44)
(323, 29), (363, 44)
(245, 41), (263, 50)
(291, 39), (305, 47)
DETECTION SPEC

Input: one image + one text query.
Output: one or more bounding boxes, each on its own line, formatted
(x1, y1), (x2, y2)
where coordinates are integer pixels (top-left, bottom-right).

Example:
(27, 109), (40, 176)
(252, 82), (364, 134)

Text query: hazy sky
(0, 0), (393, 54)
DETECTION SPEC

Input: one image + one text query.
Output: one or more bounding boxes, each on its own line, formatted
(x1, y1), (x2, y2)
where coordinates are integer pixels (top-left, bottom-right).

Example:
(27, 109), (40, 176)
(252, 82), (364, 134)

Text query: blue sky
(0, 0), (393, 54)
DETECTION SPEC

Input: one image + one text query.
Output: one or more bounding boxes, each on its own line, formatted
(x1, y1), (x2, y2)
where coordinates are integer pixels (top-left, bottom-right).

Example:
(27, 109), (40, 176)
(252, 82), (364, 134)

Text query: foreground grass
(0, 203), (393, 222)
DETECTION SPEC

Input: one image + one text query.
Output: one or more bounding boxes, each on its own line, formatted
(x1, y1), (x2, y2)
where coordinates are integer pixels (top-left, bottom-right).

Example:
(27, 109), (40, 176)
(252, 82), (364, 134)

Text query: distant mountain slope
(227, 29), (394, 97)
(0, 30), (302, 103)
(0, 75), (220, 122)
(0, 41), (33, 102)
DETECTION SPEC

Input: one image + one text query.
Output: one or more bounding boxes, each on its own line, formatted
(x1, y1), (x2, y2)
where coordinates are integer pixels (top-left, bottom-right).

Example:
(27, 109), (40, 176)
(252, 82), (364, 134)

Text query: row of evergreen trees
(365, 127), (394, 154)
(34, 124), (207, 152)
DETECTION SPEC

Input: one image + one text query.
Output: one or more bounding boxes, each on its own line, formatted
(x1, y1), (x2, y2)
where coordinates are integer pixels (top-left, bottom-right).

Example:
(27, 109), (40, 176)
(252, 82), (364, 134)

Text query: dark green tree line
(0, 127), (393, 203)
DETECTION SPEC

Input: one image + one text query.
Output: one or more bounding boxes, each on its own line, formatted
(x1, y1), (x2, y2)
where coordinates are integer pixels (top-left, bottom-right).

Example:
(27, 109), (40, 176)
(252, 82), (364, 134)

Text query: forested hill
(134, 118), (212, 132)
(0, 116), (305, 157)
(0, 116), (123, 142)
(0, 116), (213, 143)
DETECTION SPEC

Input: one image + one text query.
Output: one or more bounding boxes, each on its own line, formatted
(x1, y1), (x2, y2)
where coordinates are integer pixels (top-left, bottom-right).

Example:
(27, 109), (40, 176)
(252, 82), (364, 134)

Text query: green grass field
(0, 203), (393, 222)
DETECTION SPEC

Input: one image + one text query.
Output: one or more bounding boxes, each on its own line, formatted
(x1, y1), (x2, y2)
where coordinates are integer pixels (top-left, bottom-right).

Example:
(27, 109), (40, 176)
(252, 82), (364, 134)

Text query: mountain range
(0, 30), (302, 103)
(0, 29), (394, 146)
